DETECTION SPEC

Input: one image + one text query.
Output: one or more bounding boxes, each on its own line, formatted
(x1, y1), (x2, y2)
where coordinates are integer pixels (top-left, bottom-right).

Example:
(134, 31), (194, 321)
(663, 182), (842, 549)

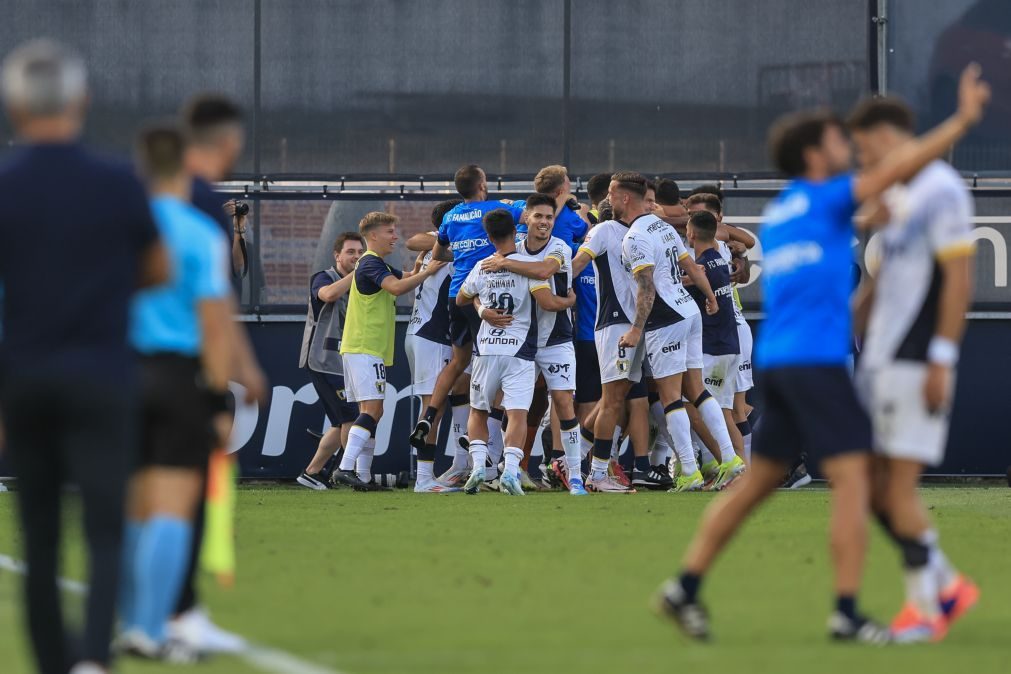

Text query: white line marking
(0, 552), (345, 674)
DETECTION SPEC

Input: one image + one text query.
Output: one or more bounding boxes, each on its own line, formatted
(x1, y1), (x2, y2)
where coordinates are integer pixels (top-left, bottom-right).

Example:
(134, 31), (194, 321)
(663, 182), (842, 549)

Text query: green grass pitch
(1, 486), (1008, 673)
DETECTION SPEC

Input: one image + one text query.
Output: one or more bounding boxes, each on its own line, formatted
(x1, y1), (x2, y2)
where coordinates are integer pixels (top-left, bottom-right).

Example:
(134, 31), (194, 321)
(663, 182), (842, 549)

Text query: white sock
(694, 430), (717, 465)
(450, 404), (471, 470)
(649, 400), (674, 466)
(666, 405), (698, 475)
(417, 460), (435, 482)
(610, 426), (622, 461)
(487, 414), (504, 472)
(339, 425), (371, 471)
(921, 529), (958, 590)
(561, 421), (582, 478)
(503, 446), (523, 478)
(697, 396), (735, 463)
(355, 437), (375, 482)
(590, 456), (609, 479)
(469, 440), (488, 473)
(580, 432), (593, 459)
(904, 565), (940, 619)
(743, 430), (752, 464)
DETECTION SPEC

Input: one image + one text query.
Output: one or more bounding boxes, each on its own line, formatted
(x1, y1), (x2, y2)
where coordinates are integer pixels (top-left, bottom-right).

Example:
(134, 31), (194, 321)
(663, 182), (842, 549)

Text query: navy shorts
(138, 355), (213, 469)
(308, 368), (359, 427)
(753, 366), (871, 465)
(448, 301), (480, 348)
(575, 339), (601, 404)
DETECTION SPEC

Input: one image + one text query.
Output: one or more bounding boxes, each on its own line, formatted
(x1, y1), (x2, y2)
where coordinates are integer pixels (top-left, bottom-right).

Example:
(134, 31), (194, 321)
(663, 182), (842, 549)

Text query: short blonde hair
(534, 164), (568, 194)
(358, 211), (398, 235)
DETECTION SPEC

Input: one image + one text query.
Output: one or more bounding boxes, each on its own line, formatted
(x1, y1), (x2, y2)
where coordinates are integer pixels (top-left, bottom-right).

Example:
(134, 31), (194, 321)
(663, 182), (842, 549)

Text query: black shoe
(332, 469), (382, 492)
(409, 419), (431, 452)
(781, 461), (812, 489)
(296, 471), (329, 491)
(827, 612), (891, 644)
(633, 466), (674, 490)
(654, 579), (709, 641)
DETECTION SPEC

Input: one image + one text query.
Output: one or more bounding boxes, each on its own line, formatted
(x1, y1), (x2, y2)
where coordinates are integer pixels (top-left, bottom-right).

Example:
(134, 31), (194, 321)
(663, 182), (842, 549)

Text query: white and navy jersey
(688, 247), (740, 356)
(578, 219), (636, 330)
(518, 235), (573, 347)
(459, 252), (542, 360)
(861, 160), (975, 369)
(622, 213), (700, 331)
(406, 245), (454, 345)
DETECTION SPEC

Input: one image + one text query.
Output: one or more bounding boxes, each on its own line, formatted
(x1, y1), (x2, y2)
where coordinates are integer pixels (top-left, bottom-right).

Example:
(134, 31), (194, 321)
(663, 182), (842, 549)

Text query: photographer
(223, 198), (249, 279)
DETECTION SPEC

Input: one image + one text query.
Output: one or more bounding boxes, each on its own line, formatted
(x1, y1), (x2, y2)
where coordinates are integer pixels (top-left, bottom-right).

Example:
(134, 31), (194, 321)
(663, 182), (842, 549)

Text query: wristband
(478, 306), (487, 320)
(927, 336), (959, 367)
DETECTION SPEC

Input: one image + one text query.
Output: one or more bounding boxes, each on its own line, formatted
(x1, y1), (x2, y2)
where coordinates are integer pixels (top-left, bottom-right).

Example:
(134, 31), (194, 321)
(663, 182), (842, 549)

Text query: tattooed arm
(619, 265), (655, 348)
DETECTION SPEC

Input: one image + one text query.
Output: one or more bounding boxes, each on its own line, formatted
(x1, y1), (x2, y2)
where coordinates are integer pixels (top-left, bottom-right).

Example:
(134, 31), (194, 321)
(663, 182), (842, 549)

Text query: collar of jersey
(617, 212), (650, 228)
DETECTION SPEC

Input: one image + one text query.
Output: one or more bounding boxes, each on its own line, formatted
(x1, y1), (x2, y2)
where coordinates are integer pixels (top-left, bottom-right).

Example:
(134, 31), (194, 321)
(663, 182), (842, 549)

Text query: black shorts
(308, 368), (359, 427)
(575, 339), (602, 404)
(753, 366), (871, 465)
(138, 354), (214, 469)
(448, 300), (480, 348)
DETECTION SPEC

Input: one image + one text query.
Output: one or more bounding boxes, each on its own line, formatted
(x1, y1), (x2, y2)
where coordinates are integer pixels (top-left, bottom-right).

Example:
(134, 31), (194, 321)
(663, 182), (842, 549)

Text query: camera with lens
(233, 200), (250, 217)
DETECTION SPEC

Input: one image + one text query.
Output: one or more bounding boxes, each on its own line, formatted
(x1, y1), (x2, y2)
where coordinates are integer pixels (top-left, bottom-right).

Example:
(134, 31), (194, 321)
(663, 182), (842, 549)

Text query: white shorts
(702, 353), (738, 409)
(861, 361), (953, 467)
(342, 352), (388, 402)
(470, 355), (536, 412)
(735, 319), (754, 392)
(535, 342), (577, 391)
(594, 323), (645, 384)
(643, 314), (703, 380)
(405, 334), (452, 396)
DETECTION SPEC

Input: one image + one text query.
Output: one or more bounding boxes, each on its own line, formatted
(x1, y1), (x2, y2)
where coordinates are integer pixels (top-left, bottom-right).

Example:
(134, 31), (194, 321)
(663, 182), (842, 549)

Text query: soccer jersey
(685, 237), (744, 323)
(515, 200), (588, 254)
(437, 200), (524, 297)
(573, 266), (597, 341)
(340, 251), (403, 365)
(578, 220), (636, 330)
(407, 245), (453, 345)
(861, 160), (975, 369)
(622, 213), (699, 331)
(518, 235), (573, 347)
(458, 252), (541, 360)
(757, 174), (858, 368)
(687, 247), (740, 356)
(131, 196), (230, 356)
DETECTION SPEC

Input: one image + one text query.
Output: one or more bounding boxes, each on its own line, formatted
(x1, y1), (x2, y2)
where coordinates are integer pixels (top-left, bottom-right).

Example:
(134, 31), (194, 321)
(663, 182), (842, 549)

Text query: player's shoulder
(913, 160), (967, 197)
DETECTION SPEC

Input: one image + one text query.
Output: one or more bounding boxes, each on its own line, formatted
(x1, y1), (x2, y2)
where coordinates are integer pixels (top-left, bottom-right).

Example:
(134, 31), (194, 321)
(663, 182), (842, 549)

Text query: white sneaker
(436, 467), (470, 488)
(169, 607), (246, 654)
(116, 629), (160, 658)
(413, 478), (461, 493)
(69, 662), (107, 674)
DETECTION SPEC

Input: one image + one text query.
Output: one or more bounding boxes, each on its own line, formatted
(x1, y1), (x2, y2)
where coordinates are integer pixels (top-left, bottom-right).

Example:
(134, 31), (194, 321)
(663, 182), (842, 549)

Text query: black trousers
(2, 375), (135, 673)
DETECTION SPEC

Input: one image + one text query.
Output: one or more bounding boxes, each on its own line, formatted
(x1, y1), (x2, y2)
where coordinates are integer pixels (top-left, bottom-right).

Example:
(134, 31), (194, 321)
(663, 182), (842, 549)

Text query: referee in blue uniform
(0, 41), (168, 674)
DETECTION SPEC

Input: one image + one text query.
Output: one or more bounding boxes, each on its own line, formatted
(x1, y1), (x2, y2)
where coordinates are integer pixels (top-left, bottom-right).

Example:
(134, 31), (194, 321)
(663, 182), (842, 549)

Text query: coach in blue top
(656, 64), (990, 643)
(118, 125), (233, 661)
(0, 40), (169, 674)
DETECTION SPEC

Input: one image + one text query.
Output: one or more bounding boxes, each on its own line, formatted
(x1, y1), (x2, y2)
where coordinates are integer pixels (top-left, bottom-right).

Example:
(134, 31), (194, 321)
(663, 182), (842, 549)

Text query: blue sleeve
(437, 212), (452, 246)
(355, 255), (394, 294)
(191, 230), (229, 300)
(508, 203), (524, 224)
(827, 174), (858, 224)
(310, 271), (332, 300)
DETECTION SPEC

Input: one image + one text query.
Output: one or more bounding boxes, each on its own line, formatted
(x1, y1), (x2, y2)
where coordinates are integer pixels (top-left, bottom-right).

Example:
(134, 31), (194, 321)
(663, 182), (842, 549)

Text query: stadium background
(0, 0), (1007, 478)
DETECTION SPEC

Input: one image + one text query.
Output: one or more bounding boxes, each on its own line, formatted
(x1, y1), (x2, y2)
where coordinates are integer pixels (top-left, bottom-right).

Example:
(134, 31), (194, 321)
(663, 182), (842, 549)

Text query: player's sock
(920, 529), (958, 589)
(560, 418), (582, 478)
(836, 595), (858, 622)
(665, 401), (698, 474)
(468, 439), (489, 471)
(634, 454), (650, 472)
(503, 446), (523, 478)
(417, 443), (437, 482)
(118, 519), (142, 628)
(339, 414), (376, 471)
(610, 426), (622, 461)
(679, 572), (702, 603)
(737, 421), (752, 463)
(590, 438), (611, 479)
(488, 409), (505, 472)
(695, 392), (735, 463)
(356, 436), (376, 482)
(579, 427), (594, 459)
(899, 536), (939, 617)
(449, 395), (471, 470)
(133, 515), (193, 641)
(423, 405), (438, 426)
(649, 394), (675, 465)
(694, 430), (717, 466)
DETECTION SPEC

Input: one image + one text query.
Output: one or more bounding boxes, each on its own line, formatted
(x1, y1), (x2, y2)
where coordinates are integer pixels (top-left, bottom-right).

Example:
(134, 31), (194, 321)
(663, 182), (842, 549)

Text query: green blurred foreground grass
(1, 485), (1008, 673)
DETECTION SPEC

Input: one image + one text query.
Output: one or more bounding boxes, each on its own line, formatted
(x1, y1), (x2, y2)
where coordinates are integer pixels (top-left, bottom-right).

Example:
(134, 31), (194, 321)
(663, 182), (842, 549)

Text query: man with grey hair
(0, 40), (168, 674)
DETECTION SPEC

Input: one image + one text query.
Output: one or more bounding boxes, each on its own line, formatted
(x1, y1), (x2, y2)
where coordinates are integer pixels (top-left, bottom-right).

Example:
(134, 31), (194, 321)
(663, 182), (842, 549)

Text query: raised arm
(531, 287), (576, 312)
(853, 64), (989, 204)
(718, 224), (756, 249)
(407, 231), (438, 252)
(572, 250), (592, 276)
(317, 273), (354, 303)
(380, 260), (444, 297)
(481, 253), (560, 281)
